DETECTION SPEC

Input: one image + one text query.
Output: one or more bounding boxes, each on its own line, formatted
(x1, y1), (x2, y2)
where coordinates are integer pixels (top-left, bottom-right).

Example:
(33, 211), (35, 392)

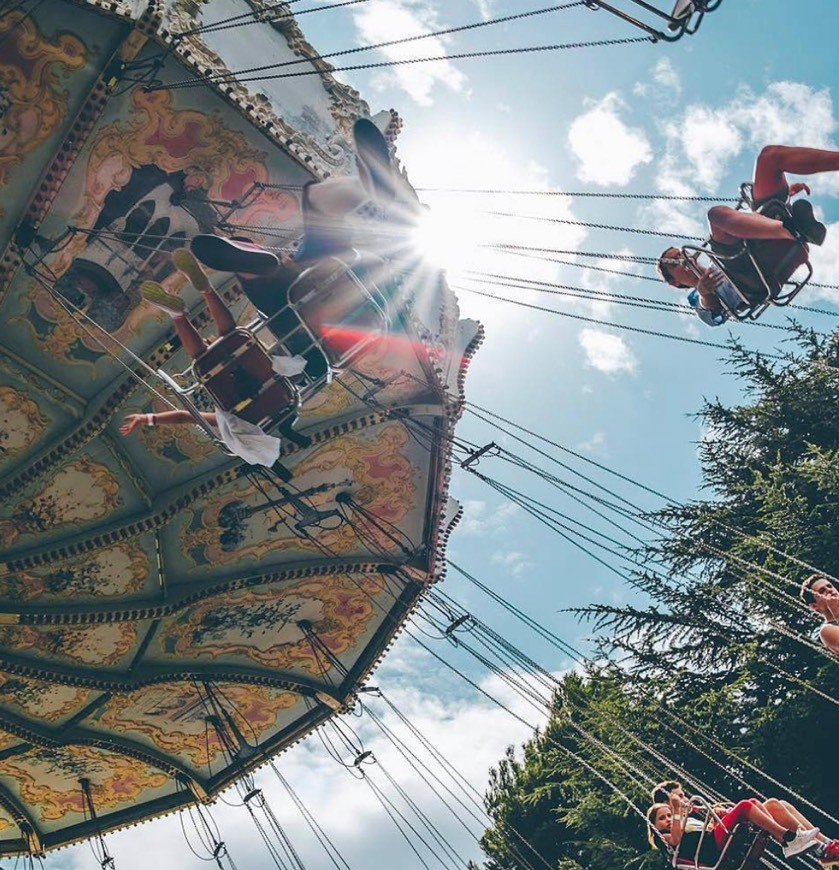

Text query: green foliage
(475, 331), (839, 867)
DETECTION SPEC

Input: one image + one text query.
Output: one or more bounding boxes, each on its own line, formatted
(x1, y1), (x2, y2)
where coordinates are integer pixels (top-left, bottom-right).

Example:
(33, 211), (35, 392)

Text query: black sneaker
(790, 199), (827, 246)
(353, 118), (397, 204)
(190, 234), (280, 275)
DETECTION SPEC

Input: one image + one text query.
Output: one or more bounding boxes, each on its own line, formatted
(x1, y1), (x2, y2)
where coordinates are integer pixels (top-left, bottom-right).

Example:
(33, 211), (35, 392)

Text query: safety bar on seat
(681, 184), (813, 322)
(671, 796), (767, 870)
(582, 0), (721, 43)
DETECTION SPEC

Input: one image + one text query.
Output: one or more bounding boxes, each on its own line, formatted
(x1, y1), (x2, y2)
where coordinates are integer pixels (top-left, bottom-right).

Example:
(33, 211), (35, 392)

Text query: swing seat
(582, 0), (721, 42)
(672, 825), (767, 870)
(246, 251), (392, 403)
(287, 252), (391, 369)
(192, 328), (299, 432)
(682, 186), (813, 322)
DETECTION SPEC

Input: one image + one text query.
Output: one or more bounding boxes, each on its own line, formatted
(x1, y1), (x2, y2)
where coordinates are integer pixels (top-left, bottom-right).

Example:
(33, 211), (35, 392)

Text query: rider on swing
(657, 145), (839, 326)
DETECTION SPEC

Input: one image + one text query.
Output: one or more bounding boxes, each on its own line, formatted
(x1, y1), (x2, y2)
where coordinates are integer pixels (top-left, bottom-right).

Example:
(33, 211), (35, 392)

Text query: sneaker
(784, 827), (823, 858)
(140, 281), (186, 315)
(668, 0), (694, 30)
(819, 840), (839, 866)
(172, 248), (214, 293)
(790, 199), (827, 246)
(189, 234), (280, 276)
(353, 117), (397, 204)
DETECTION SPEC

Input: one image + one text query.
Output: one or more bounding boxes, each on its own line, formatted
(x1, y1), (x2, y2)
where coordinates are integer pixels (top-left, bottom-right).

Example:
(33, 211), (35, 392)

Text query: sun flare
(409, 203), (491, 278)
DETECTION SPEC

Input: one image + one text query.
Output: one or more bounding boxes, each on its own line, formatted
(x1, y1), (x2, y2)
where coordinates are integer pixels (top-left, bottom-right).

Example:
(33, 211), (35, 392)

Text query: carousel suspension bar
(80, 779), (116, 870)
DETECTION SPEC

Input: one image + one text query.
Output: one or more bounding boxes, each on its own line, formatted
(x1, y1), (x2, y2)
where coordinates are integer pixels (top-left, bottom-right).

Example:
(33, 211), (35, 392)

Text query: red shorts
(713, 799), (760, 849)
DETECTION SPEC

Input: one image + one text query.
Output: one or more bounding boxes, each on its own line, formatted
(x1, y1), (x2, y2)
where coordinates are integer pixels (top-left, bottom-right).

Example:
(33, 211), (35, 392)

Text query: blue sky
(52, 1), (839, 867)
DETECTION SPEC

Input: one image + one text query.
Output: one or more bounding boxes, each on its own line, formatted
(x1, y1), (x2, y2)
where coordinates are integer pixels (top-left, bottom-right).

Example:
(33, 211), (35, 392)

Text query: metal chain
(417, 187), (724, 202)
(172, 0), (366, 40)
(453, 284), (777, 353)
(192, 2), (586, 83)
(479, 208), (705, 240)
(228, 36), (652, 85)
(482, 243), (663, 262)
(462, 272), (791, 330)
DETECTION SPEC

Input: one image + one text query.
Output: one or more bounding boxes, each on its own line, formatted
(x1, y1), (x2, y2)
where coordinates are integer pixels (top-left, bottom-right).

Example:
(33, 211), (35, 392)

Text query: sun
(409, 202), (491, 278)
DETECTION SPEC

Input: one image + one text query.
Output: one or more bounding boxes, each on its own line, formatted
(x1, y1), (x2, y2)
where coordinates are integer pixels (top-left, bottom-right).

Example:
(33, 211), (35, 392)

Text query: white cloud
(575, 246), (646, 319)
(652, 57), (681, 92)
(470, 0), (493, 20)
(490, 548), (532, 576)
(578, 431), (607, 456)
(634, 57), (681, 98)
(52, 653), (547, 870)
(738, 82), (837, 151)
(807, 220), (839, 304)
(679, 107), (743, 190)
(458, 499), (520, 535)
(578, 328), (638, 374)
(351, 1), (468, 105)
(567, 93), (653, 187)
(657, 81), (839, 195)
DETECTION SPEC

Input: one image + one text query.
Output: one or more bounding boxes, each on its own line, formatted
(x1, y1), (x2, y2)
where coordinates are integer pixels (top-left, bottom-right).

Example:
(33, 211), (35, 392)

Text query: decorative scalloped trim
(454, 320), (486, 409)
(0, 655), (319, 693)
(0, 721), (195, 782)
(0, 2), (158, 307)
(1, 409), (390, 572)
(13, 560), (389, 624)
(155, 25), (346, 178)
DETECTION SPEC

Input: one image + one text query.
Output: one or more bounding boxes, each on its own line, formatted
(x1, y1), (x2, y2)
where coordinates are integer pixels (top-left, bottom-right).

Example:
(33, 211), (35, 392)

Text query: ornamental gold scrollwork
(0, 12), (87, 189)
(1, 746), (168, 822)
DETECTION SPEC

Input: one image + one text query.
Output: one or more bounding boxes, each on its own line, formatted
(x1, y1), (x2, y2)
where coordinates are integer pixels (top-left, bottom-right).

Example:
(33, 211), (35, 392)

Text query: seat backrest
(289, 256), (389, 368)
(193, 329), (297, 428)
(672, 824), (762, 870)
(710, 236), (809, 305)
(716, 824), (762, 870)
(710, 194), (810, 305)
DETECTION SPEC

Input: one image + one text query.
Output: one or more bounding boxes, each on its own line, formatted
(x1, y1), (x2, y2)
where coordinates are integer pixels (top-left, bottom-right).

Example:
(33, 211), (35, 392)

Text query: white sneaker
(784, 827), (823, 858)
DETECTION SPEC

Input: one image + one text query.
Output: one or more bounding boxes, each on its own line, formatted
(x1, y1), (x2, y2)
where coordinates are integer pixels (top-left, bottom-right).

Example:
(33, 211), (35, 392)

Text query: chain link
(418, 187), (725, 202)
(188, 2), (586, 84)
(480, 209), (705, 240)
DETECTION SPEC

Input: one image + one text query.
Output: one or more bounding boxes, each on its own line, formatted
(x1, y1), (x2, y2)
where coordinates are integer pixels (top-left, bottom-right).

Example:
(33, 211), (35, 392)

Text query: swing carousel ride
(0, 0), (730, 863)
(0, 0), (482, 856)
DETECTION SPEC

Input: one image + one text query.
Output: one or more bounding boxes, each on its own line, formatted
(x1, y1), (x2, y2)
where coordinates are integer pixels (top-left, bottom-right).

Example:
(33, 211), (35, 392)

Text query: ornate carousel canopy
(0, 0), (479, 855)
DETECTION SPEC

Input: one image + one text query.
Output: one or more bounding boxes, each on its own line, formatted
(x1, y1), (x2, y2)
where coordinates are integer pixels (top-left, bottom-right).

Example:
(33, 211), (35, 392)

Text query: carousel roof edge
(153, 0), (385, 180)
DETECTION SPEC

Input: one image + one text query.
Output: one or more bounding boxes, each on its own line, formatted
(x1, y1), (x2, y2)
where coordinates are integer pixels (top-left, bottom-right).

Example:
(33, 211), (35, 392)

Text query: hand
(697, 267), (726, 298)
(669, 793), (688, 813)
(788, 182), (811, 198)
(120, 414), (145, 436)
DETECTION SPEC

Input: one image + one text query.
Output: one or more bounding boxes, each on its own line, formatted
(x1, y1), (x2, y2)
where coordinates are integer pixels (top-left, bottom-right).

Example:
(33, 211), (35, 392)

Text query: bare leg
(172, 249), (236, 337)
(763, 799), (828, 842)
(200, 288), (236, 337)
(739, 803), (792, 844)
(754, 145), (839, 200)
(707, 204), (795, 245)
(170, 314), (209, 360)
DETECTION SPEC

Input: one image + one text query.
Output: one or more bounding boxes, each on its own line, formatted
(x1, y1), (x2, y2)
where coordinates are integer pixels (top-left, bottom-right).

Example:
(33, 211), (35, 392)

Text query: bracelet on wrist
(147, 413), (155, 427)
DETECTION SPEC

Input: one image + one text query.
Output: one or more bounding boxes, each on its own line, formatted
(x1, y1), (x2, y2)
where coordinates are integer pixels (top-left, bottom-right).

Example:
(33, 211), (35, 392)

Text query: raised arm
(120, 411), (218, 436)
(667, 793), (687, 846)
